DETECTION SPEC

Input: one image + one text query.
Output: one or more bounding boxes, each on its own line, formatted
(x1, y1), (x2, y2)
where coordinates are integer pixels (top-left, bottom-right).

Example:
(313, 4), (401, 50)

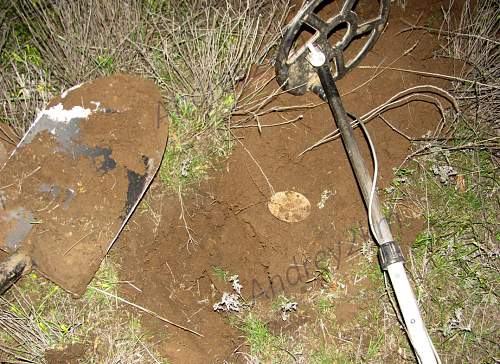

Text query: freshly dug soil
(44, 343), (87, 364)
(112, 1), (456, 362)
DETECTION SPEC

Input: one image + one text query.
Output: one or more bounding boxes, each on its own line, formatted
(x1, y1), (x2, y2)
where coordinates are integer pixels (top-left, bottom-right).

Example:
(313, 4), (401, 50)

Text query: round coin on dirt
(268, 191), (311, 223)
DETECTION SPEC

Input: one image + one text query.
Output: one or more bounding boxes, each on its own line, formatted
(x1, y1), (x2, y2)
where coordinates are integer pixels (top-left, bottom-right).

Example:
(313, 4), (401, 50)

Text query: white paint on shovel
(39, 103), (91, 124)
(16, 103), (92, 149)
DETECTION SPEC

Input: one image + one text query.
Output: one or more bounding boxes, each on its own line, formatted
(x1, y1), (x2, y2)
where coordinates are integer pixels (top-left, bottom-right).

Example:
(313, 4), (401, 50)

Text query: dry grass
(12, 0), (146, 85)
(148, 1), (288, 189)
(441, 0), (499, 137)
(1, 0), (289, 189)
(1, 0), (148, 138)
(0, 260), (163, 363)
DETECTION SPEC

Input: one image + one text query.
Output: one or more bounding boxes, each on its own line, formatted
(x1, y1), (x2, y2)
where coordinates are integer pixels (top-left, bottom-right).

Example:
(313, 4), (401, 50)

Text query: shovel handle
(0, 252), (32, 294)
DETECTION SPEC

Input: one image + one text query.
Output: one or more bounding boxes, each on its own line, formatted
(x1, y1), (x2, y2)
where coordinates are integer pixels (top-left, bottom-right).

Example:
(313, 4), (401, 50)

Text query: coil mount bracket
(275, 0), (390, 96)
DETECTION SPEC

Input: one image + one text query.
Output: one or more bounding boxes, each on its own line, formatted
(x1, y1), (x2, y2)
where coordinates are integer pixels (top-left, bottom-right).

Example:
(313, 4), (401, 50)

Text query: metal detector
(275, 1), (440, 362)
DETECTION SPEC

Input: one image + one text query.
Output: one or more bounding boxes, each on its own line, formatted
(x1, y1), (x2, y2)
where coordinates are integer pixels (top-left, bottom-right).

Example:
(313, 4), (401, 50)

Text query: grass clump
(382, 1), (499, 361)
(153, 2), (285, 190)
(212, 265), (229, 282)
(238, 313), (290, 363)
(0, 260), (164, 363)
(388, 143), (499, 362)
(241, 314), (277, 356)
(310, 347), (350, 364)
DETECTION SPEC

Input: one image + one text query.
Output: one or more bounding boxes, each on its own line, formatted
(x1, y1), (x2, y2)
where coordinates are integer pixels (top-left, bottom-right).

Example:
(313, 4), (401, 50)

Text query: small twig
(118, 281), (143, 293)
(299, 85), (458, 157)
(234, 200), (267, 215)
(178, 185), (198, 253)
(231, 115), (304, 130)
(378, 114), (413, 141)
(342, 42), (419, 98)
(63, 231), (94, 256)
(274, 345), (300, 363)
(0, 124), (18, 145)
(165, 260), (176, 283)
(233, 80), (310, 123)
(230, 130), (275, 196)
(233, 103), (321, 118)
(357, 65), (499, 90)
(90, 286), (204, 337)
(1, 165), (42, 191)
(398, 19), (500, 46)
(139, 340), (162, 364)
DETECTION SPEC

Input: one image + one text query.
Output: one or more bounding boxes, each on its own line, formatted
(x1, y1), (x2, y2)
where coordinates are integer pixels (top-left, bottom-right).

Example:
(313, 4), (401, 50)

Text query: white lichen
(361, 240), (375, 263)
(317, 189), (335, 209)
(432, 164), (457, 184)
(213, 274), (244, 313)
(180, 158), (192, 177)
(213, 292), (241, 312)
(229, 275), (242, 295)
(280, 301), (298, 321)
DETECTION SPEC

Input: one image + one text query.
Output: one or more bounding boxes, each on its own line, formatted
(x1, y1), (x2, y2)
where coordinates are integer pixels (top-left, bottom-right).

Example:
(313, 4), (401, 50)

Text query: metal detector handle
(388, 262), (440, 364)
(313, 61), (440, 364)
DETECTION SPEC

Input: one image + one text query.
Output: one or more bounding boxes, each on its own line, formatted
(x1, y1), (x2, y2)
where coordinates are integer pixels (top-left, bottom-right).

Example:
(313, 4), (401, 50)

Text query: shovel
(0, 74), (168, 295)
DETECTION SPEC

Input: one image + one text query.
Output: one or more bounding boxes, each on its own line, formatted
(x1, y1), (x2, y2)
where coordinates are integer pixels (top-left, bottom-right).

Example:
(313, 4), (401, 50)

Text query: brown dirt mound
(112, 1), (455, 362)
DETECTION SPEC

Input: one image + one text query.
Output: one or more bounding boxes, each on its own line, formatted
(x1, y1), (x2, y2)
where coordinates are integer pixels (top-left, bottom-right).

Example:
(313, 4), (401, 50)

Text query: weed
(317, 260), (334, 284)
(306, 258), (334, 285)
(402, 149), (499, 362)
(313, 291), (336, 315)
(378, 2), (500, 359)
(240, 314), (280, 357)
(270, 294), (288, 311)
(152, 2), (276, 191)
(404, 6), (497, 344)
(94, 55), (115, 74)
(212, 266), (229, 282)
(310, 347), (350, 364)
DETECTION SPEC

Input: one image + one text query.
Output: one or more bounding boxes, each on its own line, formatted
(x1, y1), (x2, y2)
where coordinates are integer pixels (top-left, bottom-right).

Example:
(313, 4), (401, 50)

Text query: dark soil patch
(112, 1), (456, 362)
(44, 343), (87, 364)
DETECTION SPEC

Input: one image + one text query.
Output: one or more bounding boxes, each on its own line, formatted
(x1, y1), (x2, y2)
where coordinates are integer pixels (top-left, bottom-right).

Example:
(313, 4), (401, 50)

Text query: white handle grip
(387, 262), (440, 364)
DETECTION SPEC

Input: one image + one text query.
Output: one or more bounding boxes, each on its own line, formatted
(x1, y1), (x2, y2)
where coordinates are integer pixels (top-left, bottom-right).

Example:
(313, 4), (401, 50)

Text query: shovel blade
(0, 74), (168, 295)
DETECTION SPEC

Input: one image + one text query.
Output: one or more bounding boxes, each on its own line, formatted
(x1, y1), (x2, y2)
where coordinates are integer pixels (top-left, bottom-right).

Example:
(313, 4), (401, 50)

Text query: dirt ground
(111, 1), (455, 362)
(0, 0), (458, 362)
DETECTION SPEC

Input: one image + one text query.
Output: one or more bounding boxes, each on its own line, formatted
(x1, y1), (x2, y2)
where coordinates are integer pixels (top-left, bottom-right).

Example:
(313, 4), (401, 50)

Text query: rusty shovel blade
(0, 74), (168, 295)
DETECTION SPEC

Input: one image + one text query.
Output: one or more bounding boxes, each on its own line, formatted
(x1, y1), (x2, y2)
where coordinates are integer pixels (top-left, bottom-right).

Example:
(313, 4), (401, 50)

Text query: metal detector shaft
(315, 63), (440, 364)
(316, 66), (390, 241)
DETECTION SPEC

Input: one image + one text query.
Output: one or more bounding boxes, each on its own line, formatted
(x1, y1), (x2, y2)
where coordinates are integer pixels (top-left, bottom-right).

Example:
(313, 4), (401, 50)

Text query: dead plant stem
(90, 286), (204, 337)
